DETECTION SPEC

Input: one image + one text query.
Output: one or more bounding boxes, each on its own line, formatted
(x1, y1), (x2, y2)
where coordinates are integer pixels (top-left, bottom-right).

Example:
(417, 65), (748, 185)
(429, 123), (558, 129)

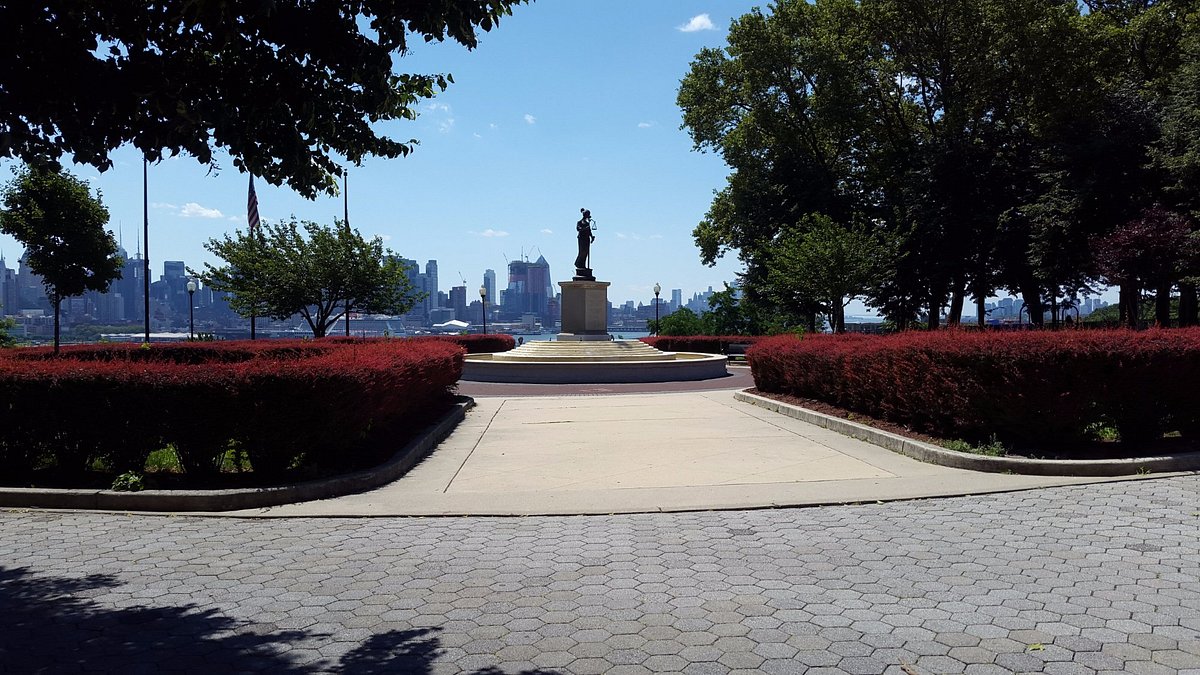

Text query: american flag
(247, 175), (261, 232)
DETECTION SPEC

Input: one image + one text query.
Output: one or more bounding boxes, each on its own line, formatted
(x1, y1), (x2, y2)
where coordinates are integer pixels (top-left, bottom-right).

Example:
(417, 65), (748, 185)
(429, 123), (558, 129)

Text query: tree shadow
(338, 628), (561, 675)
(0, 565), (313, 672)
(0, 566), (562, 674)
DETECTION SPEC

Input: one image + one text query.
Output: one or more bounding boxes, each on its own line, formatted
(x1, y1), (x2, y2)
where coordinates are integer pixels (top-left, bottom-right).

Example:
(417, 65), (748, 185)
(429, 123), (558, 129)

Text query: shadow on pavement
(0, 566), (561, 674)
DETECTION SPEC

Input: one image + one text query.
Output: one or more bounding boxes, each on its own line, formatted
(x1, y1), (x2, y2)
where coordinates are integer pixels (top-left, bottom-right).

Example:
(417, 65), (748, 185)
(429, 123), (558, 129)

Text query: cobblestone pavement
(2, 477), (1199, 674)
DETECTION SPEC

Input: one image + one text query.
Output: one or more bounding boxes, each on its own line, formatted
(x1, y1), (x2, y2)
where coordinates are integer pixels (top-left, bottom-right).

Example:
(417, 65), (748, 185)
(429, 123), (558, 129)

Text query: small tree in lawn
(200, 218), (419, 338)
(767, 214), (885, 333)
(0, 165), (122, 353)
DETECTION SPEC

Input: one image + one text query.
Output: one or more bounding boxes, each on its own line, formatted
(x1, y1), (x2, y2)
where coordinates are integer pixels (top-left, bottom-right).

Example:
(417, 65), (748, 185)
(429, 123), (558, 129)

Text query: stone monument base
(558, 279), (610, 339)
(557, 333), (614, 342)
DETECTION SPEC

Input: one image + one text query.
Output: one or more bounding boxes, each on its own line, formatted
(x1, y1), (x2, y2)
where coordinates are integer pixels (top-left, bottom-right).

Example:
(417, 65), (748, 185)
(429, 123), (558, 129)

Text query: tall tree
(678, 0), (876, 328)
(200, 219), (418, 338)
(0, 1), (525, 198)
(0, 165), (122, 353)
(1154, 8), (1200, 324)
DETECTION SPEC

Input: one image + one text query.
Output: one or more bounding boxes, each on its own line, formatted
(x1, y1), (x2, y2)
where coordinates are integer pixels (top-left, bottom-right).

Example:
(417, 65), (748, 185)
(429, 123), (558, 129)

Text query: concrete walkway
(241, 390), (1137, 517)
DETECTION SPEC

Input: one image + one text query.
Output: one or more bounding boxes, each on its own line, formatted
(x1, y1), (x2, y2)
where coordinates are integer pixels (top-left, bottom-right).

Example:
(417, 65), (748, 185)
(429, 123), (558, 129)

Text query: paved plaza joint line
(3, 477), (1199, 674)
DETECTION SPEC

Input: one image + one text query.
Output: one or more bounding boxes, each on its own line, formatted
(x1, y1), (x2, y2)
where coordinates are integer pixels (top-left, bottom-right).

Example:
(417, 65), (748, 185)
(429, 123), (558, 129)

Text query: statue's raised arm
(574, 208), (596, 280)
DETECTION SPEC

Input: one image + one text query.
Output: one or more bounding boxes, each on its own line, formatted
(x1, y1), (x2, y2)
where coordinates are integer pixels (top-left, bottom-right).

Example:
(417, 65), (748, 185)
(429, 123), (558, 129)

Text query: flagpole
(248, 174), (261, 340)
(143, 159), (150, 344)
(344, 169), (350, 337)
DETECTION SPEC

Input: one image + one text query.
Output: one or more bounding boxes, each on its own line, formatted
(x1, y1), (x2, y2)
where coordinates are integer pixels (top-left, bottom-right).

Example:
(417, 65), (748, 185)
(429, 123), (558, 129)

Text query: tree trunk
(833, 299), (845, 334)
(947, 278), (965, 327)
(53, 295), (61, 355)
(1155, 283), (1172, 328)
(1179, 282), (1198, 327)
(1050, 295), (1059, 329)
(806, 311), (817, 334)
(1119, 282), (1138, 329)
(1017, 281), (1041, 328)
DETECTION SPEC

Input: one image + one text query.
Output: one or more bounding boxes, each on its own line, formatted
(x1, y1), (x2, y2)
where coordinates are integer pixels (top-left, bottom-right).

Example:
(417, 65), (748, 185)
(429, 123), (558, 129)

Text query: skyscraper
(671, 289), (683, 312)
(483, 269), (496, 305)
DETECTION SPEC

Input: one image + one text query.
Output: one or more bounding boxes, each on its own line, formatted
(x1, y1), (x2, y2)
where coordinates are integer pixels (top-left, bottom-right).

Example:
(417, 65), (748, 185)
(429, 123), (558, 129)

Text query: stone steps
(490, 339), (675, 362)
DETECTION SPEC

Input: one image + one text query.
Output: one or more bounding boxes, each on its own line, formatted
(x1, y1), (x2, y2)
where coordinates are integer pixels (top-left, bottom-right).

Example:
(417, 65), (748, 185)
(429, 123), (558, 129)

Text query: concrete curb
(735, 390), (1200, 477)
(0, 397), (474, 512)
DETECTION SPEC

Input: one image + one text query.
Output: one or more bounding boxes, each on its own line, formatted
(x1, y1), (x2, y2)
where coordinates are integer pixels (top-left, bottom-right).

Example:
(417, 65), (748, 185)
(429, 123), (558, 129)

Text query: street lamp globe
(186, 280), (197, 294)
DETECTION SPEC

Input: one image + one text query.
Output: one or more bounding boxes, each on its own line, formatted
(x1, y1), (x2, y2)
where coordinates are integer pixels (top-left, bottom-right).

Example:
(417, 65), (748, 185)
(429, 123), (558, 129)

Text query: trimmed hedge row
(0, 339), (464, 480)
(640, 336), (764, 354)
(410, 334), (515, 354)
(7, 333), (515, 364)
(748, 329), (1200, 447)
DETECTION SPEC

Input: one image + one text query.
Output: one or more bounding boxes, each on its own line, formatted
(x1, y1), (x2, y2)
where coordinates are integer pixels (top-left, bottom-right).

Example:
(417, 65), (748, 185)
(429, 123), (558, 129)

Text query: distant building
(0, 255), (18, 316)
(483, 269), (496, 305)
(397, 258), (439, 325)
(501, 256), (553, 322)
(450, 285), (468, 322)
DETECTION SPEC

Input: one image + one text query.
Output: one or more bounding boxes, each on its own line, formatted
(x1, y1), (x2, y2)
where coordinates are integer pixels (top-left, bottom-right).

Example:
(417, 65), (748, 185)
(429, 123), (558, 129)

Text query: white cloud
(616, 232), (628, 240)
(227, 216), (241, 223)
(179, 202), (225, 219)
(649, 234), (664, 240)
(473, 132), (483, 139)
(540, 228), (553, 235)
(478, 229), (510, 238)
(678, 14), (715, 32)
(424, 102), (455, 133)
(150, 202), (176, 210)
(524, 113), (536, 125)
(638, 121), (656, 128)
(489, 123), (498, 130)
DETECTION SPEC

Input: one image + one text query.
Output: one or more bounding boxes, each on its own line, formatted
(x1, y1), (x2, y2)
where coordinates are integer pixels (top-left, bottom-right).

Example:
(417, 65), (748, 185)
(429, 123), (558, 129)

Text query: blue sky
(1, 2), (771, 308)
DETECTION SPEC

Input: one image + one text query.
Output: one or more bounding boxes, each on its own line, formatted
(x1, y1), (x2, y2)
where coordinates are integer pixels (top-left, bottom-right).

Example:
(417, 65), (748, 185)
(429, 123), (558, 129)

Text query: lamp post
(479, 285), (488, 334)
(653, 283), (661, 336)
(186, 280), (197, 339)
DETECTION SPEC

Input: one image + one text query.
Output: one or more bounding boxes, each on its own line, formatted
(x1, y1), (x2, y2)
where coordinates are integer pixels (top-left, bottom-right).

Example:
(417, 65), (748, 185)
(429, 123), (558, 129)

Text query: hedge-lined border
(746, 330), (1200, 448)
(641, 336), (763, 354)
(0, 397), (474, 512)
(735, 390), (1200, 476)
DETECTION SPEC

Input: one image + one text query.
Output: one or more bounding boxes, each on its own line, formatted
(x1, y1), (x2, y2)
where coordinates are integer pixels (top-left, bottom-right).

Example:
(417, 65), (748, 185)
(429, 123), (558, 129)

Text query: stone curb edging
(735, 390), (1200, 477)
(0, 397), (474, 512)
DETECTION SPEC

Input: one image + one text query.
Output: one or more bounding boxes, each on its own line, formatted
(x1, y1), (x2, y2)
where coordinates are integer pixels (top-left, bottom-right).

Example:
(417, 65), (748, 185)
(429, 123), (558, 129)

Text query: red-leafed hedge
(640, 336), (764, 354)
(411, 334), (515, 353)
(748, 329), (1200, 447)
(0, 339), (464, 481)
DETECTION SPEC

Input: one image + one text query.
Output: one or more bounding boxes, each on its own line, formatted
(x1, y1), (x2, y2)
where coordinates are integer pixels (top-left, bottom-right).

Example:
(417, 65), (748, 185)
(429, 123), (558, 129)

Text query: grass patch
(941, 436), (1007, 457)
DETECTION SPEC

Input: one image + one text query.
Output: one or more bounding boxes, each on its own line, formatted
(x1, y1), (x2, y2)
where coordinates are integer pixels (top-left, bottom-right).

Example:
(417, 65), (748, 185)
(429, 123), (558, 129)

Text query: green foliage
(0, 165), (123, 352)
(199, 219), (419, 338)
(656, 308), (706, 336)
(942, 437), (1006, 457)
(0, 1), (526, 198)
(678, 0), (1198, 330)
(110, 471), (145, 492)
(703, 283), (752, 335)
(768, 214), (888, 333)
(0, 318), (17, 348)
(144, 448), (182, 474)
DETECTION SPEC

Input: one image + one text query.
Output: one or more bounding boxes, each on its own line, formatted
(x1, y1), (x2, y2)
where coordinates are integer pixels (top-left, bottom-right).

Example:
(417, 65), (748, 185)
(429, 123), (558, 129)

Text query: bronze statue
(574, 208), (596, 280)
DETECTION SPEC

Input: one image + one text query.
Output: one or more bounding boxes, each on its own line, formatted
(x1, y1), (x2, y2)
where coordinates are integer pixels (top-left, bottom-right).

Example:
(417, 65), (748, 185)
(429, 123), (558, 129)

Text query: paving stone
(1, 478), (1198, 674)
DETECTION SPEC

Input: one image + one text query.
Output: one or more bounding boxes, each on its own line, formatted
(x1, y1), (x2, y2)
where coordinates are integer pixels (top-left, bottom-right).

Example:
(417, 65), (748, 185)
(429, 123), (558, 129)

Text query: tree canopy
(0, 165), (122, 351)
(199, 218), (418, 338)
(678, 0), (1199, 330)
(0, 1), (525, 198)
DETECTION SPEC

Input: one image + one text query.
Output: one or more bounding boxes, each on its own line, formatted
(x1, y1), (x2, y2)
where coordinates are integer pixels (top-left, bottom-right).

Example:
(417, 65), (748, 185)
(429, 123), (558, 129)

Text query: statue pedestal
(557, 280), (611, 342)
